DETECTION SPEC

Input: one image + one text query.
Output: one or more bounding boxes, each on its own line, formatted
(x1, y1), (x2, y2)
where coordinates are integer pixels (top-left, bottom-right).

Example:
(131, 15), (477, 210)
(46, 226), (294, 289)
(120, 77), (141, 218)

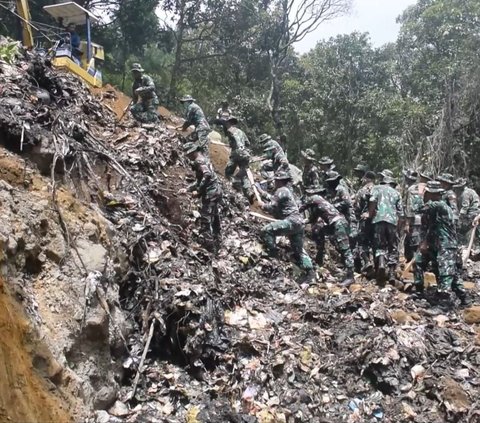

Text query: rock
(108, 401), (129, 417)
(85, 306), (109, 341)
(45, 233), (66, 263)
(75, 238), (107, 273)
(84, 222), (100, 242)
(95, 410), (110, 423)
(463, 306), (480, 324)
(93, 386), (117, 410)
(7, 236), (17, 254)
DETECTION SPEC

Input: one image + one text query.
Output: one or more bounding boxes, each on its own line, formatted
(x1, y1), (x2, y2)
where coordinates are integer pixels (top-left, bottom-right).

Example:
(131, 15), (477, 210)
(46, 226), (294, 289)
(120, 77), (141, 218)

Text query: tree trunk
(167, 0), (186, 106)
(267, 56), (286, 149)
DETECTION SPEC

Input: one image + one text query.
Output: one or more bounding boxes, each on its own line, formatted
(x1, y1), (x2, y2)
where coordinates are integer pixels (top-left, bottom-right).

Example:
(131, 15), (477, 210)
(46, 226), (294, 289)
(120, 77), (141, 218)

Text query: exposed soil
(0, 277), (71, 423)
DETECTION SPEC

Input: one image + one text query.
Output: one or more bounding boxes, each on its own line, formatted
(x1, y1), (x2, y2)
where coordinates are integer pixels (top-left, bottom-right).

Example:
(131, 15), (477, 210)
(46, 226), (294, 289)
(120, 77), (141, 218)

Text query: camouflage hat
(402, 168), (418, 180)
(364, 171), (376, 180)
(325, 170), (342, 182)
(258, 133), (272, 144)
(419, 171), (433, 181)
(226, 116), (239, 125)
(183, 142), (199, 155)
(354, 164), (368, 173)
(378, 169), (394, 179)
(382, 175), (397, 186)
(318, 156), (334, 165)
(130, 63), (144, 72)
(436, 173), (455, 185)
(301, 148), (316, 161)
(274, 171), (292, 181)
(179, 95), (195, 103)
(305, 184), (326, 195)
(453, 178), (467, 189)
(425, 181), (444, 194)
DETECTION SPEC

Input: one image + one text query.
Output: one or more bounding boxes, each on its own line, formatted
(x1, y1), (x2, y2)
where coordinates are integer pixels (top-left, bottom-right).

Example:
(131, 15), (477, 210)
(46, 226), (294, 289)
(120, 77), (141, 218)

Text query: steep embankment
(0, 276), (70, 423)
(1, 46), (480, 423)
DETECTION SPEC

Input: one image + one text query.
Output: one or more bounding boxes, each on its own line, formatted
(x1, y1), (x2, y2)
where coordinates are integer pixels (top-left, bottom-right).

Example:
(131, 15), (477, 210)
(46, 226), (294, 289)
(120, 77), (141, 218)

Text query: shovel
(462, 222), (478, 266)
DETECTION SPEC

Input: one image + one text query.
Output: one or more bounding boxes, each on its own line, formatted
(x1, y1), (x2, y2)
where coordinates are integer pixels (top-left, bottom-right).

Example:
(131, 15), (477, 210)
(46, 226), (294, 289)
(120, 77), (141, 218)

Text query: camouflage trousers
(261, 219), (313, 271)
(373, 222), (398, 270)
(356, 218), (374, 268)
(405, 224), (421, 262)
(188, 126), (211, 156)
(414, 247), (464, 292)
(458, 217), (480, 247)
(312, 218), (354, 269)
(200, 189), (222, 241)
(131, 100), (159, 123)
(225, 151), (253, 200)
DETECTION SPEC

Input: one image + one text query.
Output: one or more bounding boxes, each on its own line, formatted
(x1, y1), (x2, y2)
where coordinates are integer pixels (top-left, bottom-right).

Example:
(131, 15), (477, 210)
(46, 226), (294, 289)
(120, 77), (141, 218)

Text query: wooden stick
(247, 169), (262, 203)
(128, 319), (156, 401)
(404, 258), (415, 273)
(20, 125), (25, 152)
(463, 223), (478, 265)
(250, 211), (278, 222)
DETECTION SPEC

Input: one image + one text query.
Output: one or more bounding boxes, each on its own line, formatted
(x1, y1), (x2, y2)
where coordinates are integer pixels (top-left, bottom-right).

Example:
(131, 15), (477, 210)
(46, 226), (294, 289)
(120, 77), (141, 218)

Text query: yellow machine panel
(53, 57), (102, 88)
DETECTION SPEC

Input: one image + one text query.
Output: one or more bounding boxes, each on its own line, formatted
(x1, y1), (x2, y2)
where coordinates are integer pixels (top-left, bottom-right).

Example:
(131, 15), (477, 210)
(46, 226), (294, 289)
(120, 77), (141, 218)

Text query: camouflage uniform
(404, 183), (423, 262)
(443, 189), (459, 223)
(131, 75), (159, 123)
(183, 102), (211, 154)
(188, 153), (222, 242)
(225, 126), (253, 201)
(326, 182), (358, 241)
(354, 180), (375, 269)
(300, 194), (354, 269)
(302, 163), (321, 192)
(369, 183), (404, 275)
(414, 200), (464, 293)
(262, 145), (290, 177)
(261, 186), (313, 271)
(458, 187), (480, 244)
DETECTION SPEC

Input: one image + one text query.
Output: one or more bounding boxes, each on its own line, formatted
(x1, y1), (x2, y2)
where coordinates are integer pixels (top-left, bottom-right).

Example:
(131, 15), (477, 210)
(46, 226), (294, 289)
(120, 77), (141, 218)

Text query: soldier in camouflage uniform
(182, 142), (222, 250)
(259, 171), (315, 283)
(413, 181), (470, 305)
(130, 63), (159, 123)
(354, 171), (376, 273)
(454, 178), (480, 246)
(369, 175), (404, 283)
(178, 95), (211, 155)
(301, 149), (321, 192)
(318, 157), (335, 186)
(437, 173), (459, 224)
(324, 171), (358, 247)
(353, 164), (368, 191)
(261, 141), (290, 178)
(404, 172), (432, 264)
(300, 185), (355, 286)
(224, 117), (254, 204)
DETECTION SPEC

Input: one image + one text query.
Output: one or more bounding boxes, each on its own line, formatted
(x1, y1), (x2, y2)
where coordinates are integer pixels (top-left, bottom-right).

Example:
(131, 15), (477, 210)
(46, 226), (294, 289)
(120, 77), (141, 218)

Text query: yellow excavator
(15, 0), (104, 87)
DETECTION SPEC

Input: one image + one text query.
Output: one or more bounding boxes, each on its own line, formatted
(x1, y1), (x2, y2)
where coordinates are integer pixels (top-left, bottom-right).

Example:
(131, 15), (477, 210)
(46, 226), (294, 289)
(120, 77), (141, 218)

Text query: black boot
(455, 289), (472, 307)
(388, 267), (396, 284)
(377, 255), (387, 283)
(341, 268), (355, 287)
(301, 269), (316, 285)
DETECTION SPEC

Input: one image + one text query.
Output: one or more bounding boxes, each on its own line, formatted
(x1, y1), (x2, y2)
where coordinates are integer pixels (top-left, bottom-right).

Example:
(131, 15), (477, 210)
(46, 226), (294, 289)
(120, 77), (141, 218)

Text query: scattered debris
(1, 44), (480, 423)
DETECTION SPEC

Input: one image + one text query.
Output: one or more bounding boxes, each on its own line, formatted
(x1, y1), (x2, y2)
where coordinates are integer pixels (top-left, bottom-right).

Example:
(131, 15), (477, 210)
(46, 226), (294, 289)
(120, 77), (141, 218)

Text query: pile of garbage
(1, 43), (480, 423)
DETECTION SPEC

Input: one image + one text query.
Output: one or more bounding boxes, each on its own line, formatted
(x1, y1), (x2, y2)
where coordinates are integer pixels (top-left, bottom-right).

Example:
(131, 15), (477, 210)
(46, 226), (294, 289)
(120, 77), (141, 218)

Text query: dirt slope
(0, 277), (70, 423)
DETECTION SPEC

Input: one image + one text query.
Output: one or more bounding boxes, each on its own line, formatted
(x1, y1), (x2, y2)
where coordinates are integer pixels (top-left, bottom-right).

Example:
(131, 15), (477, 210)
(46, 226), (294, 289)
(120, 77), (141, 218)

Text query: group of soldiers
(129, 64), (478, 305)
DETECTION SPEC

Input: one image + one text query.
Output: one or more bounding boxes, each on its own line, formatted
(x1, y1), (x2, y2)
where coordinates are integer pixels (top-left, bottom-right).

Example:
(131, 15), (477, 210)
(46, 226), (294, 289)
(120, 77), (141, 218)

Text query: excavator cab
(42, 2), (104, 87)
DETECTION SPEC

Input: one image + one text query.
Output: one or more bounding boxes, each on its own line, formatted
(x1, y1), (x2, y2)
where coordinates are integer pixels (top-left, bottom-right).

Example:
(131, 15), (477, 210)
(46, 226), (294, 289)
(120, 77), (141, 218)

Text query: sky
(295, 0), (417, 53)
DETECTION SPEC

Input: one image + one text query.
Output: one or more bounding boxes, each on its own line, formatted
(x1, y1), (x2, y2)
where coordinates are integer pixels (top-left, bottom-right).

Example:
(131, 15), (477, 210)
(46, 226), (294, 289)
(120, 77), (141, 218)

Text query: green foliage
(0, 39), (20, 64)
